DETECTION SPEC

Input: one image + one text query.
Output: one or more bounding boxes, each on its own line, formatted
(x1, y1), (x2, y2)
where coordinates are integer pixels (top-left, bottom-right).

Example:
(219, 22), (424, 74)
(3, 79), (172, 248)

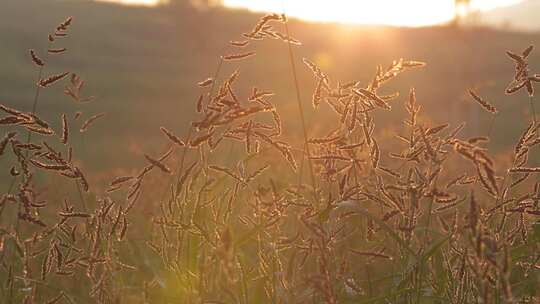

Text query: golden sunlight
(223, 0), (523, 27)
(96, 0), (524, 27)
(97, 0), (158, 6)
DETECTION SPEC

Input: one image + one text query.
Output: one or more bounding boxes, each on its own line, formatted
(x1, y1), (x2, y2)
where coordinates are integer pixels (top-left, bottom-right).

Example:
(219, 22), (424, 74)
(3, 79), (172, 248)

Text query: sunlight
(223, 0), (523, 27)
(94, 0), (524, 27)
(96, 0), (159, 6)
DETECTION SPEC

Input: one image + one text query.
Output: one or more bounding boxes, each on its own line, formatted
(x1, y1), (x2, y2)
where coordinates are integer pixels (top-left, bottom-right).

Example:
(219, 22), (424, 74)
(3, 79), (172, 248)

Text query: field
(1, 1), (540, 303)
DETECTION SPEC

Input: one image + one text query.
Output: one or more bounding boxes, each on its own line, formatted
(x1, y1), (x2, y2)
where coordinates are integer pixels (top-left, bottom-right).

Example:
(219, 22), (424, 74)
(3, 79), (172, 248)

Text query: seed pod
(29, 49), (45, 66)
(38, 72), (70, 87)
(160, 127), (185, 147)
(223, 51), (256, 61)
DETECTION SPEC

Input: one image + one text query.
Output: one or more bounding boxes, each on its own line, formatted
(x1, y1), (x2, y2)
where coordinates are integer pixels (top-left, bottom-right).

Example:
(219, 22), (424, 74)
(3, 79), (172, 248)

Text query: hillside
(1, 0), (539, 175)
(481, 0), (540, 31)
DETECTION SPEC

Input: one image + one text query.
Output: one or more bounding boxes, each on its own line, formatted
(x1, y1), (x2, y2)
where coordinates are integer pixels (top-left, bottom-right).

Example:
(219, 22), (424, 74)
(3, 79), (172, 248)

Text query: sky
(223, 0), (523, 26)
(97, 0), (524, 27)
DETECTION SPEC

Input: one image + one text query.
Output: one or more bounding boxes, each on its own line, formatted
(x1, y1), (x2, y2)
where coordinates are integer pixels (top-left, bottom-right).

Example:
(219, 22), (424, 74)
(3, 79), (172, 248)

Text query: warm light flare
(95, 0), (524, 27)
(223, 0), (523, 27)
(97, 0), (158, 6)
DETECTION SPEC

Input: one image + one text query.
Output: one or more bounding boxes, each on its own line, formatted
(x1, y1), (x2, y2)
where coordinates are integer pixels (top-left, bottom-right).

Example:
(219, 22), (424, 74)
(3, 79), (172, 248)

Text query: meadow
(0, 1), (540, 303)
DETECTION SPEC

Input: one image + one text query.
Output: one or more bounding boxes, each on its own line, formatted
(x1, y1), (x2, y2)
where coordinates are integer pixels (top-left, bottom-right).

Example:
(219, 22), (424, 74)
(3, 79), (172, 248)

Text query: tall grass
(1, 12), (540, 304)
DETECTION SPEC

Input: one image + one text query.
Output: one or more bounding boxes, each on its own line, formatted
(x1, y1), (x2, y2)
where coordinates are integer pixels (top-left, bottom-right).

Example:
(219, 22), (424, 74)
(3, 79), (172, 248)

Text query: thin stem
(9, 50), (50, 237)
(282, 13), (318, 201)
(174, 126), (193, 194)
(296, 142), (306, 188)
(3, 43), (55, 304)
(530, 95), (537, 125)
(25, 66), (45, 145)
(486, 114), (498, 138)
(75, 180), (87, 212)
(174, 56), (224, 194)
(496, 96), (538, 209)
(5, 65), (45, 195)
(493, 143), (521, 229)
(75, 131), (88, 211)
(416, 196), (435, 303)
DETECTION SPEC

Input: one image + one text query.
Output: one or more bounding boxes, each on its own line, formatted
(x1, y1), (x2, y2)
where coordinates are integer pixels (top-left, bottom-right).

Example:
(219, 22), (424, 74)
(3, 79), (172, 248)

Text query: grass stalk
(281, 10), (318, 201)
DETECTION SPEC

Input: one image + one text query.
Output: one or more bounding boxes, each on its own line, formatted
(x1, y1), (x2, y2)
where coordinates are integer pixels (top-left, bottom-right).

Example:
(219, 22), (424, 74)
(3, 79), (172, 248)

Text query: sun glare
(97, 0), (158, 6)
(223, 0), (523, 27)
(95, 0), (523, 27)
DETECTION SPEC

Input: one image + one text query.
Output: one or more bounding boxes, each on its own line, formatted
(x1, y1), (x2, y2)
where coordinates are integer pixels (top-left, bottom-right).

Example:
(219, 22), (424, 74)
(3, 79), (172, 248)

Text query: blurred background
(1, 0), (539, 187)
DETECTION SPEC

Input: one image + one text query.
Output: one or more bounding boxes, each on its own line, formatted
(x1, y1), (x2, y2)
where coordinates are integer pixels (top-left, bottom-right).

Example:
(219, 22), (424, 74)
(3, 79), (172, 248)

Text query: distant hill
(480, 0), (540, 32)
(1, 0), (539, 175)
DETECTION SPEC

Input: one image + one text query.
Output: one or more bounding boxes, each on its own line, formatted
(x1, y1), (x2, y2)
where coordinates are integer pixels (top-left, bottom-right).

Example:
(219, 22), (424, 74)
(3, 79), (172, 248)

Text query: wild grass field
(1, 1), (540, 303)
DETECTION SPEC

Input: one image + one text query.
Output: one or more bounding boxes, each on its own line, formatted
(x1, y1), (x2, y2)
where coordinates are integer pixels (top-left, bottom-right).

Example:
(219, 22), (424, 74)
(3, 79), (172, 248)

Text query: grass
(1, 2), (540, 304)
(0, 0), (539, 173)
